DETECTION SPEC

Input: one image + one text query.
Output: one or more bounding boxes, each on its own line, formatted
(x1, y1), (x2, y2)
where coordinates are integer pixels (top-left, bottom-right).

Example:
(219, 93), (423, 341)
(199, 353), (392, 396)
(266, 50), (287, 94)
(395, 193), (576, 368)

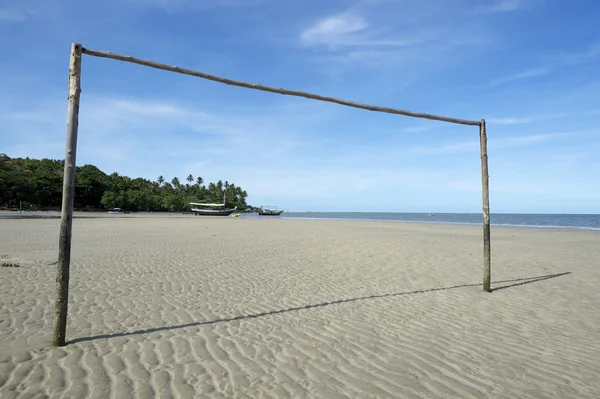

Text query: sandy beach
(1, 215), (599, 398)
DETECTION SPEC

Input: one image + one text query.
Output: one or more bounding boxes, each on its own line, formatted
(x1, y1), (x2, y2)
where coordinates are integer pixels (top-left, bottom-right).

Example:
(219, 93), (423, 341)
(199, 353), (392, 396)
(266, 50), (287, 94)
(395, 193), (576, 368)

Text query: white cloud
(0, 6), (30, 21)
(490, 67), (550, 85)
(2, 95), (347, 181)
(488, 117), (534, 125)
(402, 126), (433, 133)
(495, 133), (564, 146)
(491, 42), (600, 85)
(411, 140), (479, 155)
(297, 3), (496, 71)
(120, 0), (268, 11)
(0, 0), (69, 22)
(76, 96), (330, 158)
(410, 131), (580, 155)
(1, 94), (475, 205)
(238, 166), (445, 201)
(485, 0), (524, 13)
(550, 41), (600, 67)
(471, 0), (536, 15)
(300, 12), (425, 48)
(301, 13), (369, 47)
(487, 113), (568, 125)
(445, 179), (558, 195)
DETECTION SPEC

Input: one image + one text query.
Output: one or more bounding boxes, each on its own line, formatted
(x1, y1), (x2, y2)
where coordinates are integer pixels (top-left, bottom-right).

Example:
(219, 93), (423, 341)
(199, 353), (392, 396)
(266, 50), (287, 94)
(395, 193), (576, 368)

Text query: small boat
(108, 207), (130, 214)
(189, 192), (237, 216)
(258, 206), (284, 216)
(189, 203), (238, 216)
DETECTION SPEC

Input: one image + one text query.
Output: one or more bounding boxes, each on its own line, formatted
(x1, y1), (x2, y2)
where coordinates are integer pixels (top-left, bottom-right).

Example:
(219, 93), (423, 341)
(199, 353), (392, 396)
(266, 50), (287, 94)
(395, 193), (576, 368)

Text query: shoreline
(282, 216), (600, 231)
(2, 210), (600, 232)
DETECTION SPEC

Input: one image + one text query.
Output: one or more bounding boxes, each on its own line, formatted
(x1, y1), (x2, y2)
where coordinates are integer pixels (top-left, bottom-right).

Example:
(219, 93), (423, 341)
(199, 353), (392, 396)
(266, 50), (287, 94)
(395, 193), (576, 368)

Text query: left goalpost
(53, 43), (491, 346)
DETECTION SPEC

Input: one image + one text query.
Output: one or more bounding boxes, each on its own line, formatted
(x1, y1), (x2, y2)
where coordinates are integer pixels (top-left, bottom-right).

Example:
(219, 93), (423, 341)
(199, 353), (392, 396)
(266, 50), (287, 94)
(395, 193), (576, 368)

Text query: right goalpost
(53, 43), (491, 346)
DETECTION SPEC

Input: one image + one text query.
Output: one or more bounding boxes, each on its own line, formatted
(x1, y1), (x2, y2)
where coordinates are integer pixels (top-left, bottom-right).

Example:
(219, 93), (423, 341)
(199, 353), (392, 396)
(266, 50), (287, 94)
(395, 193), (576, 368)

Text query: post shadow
(491, 272), (570, 291)
(68, 272), (571, 345)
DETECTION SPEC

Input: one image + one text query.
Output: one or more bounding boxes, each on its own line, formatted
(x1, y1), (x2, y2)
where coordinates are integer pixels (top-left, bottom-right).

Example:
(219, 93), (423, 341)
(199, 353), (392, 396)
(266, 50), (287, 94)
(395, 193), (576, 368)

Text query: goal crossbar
(81, 46), (481, 127)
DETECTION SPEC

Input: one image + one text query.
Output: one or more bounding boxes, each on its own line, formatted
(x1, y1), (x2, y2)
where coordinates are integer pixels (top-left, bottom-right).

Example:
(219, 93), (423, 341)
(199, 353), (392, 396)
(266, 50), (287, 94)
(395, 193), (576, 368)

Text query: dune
(1, 216), (599, 398)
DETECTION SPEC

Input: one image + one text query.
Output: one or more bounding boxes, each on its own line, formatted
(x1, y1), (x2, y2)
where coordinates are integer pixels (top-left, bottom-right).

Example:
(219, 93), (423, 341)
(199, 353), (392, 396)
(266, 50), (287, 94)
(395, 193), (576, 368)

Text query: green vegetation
(0, 154), (248, 212)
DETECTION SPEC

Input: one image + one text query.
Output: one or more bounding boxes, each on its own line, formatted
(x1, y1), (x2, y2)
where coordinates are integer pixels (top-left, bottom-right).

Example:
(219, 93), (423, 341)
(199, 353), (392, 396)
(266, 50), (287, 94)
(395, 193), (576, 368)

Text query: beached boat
(189, 193), (237, 216)
(108, 208), (130, 214)
(258, 206), (284, 216)
(189, 202), (237, 216)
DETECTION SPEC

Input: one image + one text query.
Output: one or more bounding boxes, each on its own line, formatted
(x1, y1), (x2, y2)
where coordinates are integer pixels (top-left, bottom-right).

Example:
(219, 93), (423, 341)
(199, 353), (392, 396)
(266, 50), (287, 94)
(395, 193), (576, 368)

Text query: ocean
(2, 211), (599, 230)
(280, 212), (600, 230)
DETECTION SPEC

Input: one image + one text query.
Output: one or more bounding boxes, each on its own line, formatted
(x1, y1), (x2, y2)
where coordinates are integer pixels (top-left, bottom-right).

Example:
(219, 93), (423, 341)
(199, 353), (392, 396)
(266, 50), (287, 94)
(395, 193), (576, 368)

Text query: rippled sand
(1, 216), (599, 398)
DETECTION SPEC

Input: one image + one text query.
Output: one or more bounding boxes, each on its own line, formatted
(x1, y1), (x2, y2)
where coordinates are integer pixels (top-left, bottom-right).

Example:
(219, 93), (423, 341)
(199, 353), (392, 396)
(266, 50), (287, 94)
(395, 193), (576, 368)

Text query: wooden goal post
(53, 42), (492, 347)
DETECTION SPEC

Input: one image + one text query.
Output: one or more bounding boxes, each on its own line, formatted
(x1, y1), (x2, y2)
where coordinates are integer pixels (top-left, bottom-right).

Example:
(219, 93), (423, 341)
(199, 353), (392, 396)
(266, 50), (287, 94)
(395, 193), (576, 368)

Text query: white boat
(189, 192), (237, 216)
(189, 203), (238, 216)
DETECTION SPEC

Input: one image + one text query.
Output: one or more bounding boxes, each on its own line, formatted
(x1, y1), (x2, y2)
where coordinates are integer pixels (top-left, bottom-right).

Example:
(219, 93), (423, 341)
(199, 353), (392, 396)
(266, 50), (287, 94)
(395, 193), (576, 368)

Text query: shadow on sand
(69, 272), (571, 344)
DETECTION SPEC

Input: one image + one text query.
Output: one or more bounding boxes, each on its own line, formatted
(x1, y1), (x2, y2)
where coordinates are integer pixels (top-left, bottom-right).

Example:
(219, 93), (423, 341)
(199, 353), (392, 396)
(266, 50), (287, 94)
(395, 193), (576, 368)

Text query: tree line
(0, 154), (249, 212)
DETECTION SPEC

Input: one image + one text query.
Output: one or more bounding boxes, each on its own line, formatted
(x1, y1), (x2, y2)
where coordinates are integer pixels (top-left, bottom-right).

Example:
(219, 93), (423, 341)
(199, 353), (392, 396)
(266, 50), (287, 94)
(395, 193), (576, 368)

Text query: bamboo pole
(53, 43), (83, 346)
(479, 119), (491, 292)
(80, 46), (480, 127)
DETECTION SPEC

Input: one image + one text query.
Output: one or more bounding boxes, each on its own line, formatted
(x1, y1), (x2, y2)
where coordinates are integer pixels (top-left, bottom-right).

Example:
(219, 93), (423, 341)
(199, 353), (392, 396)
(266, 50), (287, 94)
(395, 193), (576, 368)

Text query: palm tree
(196, 176), (204, 186)
(187, 174), (194, 185)
(157, 175), (164, 186)
(171, 177), (180, 188)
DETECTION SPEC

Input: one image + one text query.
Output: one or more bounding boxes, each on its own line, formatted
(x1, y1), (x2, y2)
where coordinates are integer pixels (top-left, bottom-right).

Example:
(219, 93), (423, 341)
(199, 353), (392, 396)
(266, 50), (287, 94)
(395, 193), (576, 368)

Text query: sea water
(280, 212), (600, 230)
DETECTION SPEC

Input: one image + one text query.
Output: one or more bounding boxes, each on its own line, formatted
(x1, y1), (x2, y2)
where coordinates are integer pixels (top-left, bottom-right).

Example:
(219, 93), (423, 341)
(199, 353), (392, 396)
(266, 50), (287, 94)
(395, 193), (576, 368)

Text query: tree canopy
(0, 154), (248, 212)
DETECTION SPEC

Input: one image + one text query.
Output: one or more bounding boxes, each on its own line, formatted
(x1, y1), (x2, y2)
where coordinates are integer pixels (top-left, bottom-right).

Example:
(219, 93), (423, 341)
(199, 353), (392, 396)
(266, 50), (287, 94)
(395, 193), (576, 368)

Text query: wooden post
(53, 43), (83, 347)
(479, 119), (491, 292)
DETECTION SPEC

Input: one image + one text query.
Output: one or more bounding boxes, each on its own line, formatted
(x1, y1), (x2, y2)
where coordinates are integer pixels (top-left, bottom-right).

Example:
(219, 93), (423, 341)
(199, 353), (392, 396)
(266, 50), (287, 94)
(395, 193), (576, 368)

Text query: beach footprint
(0, 255), (33, 268)
(1, 260), (21, 268)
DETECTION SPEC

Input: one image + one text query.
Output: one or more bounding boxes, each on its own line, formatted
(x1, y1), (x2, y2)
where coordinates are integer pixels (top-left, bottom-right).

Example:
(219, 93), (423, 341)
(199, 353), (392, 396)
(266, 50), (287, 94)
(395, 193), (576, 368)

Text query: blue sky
(1, 0), (599, 213)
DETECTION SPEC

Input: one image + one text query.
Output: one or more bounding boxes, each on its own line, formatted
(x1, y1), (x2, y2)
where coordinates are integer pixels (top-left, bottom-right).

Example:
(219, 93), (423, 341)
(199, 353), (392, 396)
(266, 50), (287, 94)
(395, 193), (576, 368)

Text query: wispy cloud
(402, 126), (434, 133)
(444, 179), (559, 195)
(478, 0), (525, 13)
(300, 12), (424, 48)
(77, 96), (330, 159)
(0, 94), (473, 206)
(410, 131), (577, 155)
(120, 0), (269, 11)
(487, 113), (568, 125)
(491, 41), (600, 85)
(411, 140), (479, 155)
(1, 94), (341, 179)
(298, 4), (490, 69)
(490, 67), (550, 85)
(0, 0), (66, 22)
(300, 12), (368, 47)
(237, 167), (440, 200)
(495, 132), (568, 146)
(0, 6), (30, 21)
(552, 41), (600, 66)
